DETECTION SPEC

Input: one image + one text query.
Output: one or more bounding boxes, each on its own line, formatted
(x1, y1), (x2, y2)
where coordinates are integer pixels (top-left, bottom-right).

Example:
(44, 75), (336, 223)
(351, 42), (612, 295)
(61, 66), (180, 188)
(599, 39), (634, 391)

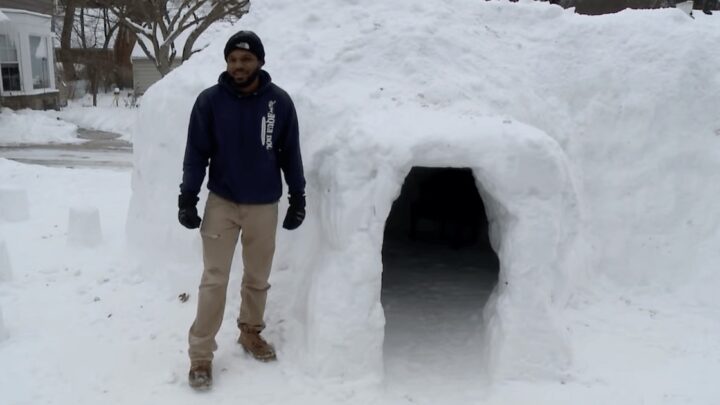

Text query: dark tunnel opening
(381, 166), (500, 382)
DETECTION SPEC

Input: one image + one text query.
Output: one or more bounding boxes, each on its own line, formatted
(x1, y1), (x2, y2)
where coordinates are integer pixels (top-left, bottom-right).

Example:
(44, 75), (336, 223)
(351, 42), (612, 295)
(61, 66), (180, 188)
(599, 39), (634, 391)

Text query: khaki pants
(188, 192), (278, 362)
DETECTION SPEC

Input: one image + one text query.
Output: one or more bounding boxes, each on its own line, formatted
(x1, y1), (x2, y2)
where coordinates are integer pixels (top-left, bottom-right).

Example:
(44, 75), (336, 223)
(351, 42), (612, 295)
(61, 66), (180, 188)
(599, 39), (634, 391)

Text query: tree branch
(169, 0), (195, 28)
(172, 0), (210, 38)
(181, 0), (250, 62)
(135, 36), (157, 67)
(98, 0), (250, 77)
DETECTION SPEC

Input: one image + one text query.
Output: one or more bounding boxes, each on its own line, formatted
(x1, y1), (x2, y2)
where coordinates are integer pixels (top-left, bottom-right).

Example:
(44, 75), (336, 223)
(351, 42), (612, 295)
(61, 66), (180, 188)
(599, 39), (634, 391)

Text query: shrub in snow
(68, 207), (103, 247)
(0, 188), (30, 222)
(0, 240), (11, 282)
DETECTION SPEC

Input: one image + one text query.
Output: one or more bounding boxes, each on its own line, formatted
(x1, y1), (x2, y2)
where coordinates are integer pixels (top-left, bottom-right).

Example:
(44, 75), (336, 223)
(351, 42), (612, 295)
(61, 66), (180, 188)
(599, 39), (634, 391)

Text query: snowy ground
(2, 158), (720, 404)
(0, 127), (132, 169)
(0, 145), (132, 168)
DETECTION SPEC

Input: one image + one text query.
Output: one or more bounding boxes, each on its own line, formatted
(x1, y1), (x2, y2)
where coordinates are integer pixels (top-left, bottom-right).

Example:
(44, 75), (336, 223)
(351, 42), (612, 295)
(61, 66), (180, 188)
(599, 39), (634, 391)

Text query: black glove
(178, 193), (202, 229)
(282, 193), (306, 230)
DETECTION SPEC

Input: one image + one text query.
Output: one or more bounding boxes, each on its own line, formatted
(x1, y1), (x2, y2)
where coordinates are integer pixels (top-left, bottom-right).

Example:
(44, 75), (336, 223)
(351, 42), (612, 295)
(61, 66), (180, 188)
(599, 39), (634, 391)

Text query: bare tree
(57, 2), (123, 106)
(75, 7), (120, 106)
(98, 0), (251, 77)
(59, 0), (79, 82)
(74, 6), (119, 51)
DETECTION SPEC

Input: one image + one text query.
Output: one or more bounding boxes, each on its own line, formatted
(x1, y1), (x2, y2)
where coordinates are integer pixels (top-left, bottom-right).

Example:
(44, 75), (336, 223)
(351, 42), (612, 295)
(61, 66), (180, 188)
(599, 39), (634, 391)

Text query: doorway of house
(381, 166), (500, 388)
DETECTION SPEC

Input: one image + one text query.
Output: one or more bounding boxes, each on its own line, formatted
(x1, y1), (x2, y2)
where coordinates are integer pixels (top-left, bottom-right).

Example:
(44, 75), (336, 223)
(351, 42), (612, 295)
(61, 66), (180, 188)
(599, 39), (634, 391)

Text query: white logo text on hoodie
(260, 100), (276, 151)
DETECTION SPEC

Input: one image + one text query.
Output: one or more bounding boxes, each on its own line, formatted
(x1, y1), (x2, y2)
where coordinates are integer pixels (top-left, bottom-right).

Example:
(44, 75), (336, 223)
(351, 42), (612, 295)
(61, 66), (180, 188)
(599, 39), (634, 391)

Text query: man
(178, 30), (306, 390)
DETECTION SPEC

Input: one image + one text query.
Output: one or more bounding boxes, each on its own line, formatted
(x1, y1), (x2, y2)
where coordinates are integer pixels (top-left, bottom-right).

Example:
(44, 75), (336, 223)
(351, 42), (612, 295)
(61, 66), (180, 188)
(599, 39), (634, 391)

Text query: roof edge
(0, 8), (52, 20)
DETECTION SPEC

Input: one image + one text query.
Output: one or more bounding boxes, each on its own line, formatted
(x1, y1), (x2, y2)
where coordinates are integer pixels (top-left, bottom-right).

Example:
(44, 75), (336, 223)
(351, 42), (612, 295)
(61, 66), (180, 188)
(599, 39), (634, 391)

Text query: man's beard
(232, 67), (261, 89)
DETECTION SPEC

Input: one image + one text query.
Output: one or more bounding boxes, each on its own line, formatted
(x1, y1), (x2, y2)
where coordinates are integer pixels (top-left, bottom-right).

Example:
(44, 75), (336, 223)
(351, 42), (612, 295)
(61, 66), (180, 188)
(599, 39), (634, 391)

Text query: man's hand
(282, 193), (306, 230)
(178, 193), (202, 229)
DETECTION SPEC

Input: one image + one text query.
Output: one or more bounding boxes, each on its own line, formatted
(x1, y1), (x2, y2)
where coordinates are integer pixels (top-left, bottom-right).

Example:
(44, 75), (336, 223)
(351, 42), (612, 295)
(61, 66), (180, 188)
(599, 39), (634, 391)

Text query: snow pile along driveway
(0, 108), (80, 145)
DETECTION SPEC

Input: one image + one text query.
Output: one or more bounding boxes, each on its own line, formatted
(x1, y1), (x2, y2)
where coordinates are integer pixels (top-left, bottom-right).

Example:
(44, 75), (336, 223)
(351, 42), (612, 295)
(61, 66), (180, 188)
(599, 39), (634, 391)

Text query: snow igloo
(291, 113), (583, 381)
(127, 0), (720, 383)
(129, 104), (581, 380)
(125, 0), (584, 381)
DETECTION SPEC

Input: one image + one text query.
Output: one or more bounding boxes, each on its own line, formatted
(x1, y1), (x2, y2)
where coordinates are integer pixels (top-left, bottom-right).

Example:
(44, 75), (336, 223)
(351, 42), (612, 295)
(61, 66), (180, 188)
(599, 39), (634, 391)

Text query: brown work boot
(188, 360), (212, 390)
(238, 332), (277, 362)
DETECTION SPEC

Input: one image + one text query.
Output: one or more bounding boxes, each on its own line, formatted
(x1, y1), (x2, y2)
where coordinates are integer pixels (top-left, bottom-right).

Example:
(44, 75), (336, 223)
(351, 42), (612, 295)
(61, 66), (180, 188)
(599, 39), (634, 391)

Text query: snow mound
(127, 0), (720, 382)
(0, 108), (80, 145)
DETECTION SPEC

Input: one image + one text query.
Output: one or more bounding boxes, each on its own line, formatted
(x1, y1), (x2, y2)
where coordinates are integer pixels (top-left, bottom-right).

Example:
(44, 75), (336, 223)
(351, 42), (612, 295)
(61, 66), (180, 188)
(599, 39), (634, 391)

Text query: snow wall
(126, 0), (720, 382)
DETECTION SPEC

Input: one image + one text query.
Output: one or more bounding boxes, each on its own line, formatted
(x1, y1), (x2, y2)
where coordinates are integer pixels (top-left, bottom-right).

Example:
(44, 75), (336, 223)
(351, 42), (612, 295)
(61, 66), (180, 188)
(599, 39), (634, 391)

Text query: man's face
(226, 49), (263, 85)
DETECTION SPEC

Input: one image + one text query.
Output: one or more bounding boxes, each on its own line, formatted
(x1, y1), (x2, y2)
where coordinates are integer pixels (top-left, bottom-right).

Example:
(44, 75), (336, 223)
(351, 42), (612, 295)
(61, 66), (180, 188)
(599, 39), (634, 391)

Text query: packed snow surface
(2, 1), (720, 404)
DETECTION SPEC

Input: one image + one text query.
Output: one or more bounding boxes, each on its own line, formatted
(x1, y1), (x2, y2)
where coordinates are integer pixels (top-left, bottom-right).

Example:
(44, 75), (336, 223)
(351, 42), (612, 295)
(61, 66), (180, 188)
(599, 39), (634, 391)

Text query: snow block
(0, 188), (30, 222)
(0, 305), (7, 341)
(0, 240), (11, 282)
(68, 207), (103, 247)
(676, 1), (694, 16)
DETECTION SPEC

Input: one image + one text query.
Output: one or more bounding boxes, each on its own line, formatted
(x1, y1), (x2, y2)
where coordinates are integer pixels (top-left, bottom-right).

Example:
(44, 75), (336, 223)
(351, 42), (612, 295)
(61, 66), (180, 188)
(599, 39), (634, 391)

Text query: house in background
(0, 0), (59, 109)
(131, 21), (232, 96)
(131, 46), (180, 96)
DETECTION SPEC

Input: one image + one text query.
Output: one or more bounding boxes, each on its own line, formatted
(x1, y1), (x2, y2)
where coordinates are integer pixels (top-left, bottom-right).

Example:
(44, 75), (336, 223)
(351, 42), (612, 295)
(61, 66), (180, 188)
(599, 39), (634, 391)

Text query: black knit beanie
(223, 30), (265, 62)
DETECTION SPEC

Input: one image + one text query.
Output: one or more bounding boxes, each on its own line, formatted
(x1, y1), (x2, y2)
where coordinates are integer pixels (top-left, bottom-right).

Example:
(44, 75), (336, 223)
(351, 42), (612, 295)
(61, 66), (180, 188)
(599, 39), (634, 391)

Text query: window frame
(29, 34), (50, 90)
(0, 32), (23, 93)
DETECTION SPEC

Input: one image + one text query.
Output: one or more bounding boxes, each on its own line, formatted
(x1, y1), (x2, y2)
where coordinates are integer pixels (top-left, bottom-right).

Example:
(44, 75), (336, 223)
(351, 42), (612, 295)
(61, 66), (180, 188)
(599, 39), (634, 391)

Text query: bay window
(0, 34), (21, 92)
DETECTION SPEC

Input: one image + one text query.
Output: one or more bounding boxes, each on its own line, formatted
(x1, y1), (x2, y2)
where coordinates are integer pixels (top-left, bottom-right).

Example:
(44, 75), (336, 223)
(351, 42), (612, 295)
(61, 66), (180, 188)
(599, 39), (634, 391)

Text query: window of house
(30, 35), (50, 90)
(0, 34), (21, 92)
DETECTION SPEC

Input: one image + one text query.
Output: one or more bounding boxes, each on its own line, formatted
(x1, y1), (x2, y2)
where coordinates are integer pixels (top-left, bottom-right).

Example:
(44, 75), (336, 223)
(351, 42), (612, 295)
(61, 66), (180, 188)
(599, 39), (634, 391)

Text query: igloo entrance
(381, 166), (499, 381)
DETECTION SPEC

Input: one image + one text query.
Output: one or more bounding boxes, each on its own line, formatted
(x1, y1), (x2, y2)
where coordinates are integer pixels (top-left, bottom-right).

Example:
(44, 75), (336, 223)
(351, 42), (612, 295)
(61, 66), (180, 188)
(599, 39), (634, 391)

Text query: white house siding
(132, 58), (181, 95)
(0, 8), (58, 109)
(0, 0), (53, 15)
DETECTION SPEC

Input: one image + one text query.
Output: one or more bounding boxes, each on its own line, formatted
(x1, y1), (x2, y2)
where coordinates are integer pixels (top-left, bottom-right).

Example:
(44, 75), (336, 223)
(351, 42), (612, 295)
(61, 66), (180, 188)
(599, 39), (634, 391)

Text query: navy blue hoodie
(180, 70), (305, 204)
